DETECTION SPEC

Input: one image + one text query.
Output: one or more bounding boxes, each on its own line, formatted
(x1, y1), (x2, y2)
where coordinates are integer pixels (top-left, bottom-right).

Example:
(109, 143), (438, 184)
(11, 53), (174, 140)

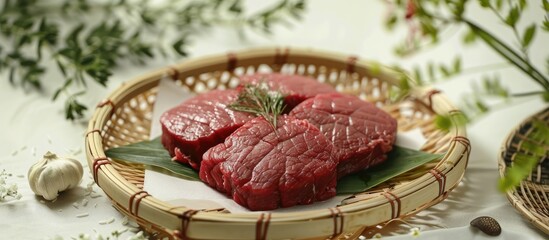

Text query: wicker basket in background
(85, 47), (470, 239)
(499, 107), (549, 235)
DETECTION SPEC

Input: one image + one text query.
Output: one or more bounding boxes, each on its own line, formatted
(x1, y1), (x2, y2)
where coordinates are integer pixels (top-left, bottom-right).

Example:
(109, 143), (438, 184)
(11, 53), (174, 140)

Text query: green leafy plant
(383, 0), (549, 191)
(0, 0), (305, 120)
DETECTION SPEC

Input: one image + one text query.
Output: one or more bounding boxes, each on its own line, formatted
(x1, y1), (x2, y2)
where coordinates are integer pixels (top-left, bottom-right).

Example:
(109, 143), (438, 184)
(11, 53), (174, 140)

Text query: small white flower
(0, 171), (20, 201)
(410, 227), (421, 237)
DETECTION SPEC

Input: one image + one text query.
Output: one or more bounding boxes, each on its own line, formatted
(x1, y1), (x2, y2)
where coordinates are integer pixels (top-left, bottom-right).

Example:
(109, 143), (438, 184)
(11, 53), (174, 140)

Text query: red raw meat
(200, 116), (337, 211)
(290, 93), (397, 177)
(160, 89), (254, 169)
(239, 73), (337, 110)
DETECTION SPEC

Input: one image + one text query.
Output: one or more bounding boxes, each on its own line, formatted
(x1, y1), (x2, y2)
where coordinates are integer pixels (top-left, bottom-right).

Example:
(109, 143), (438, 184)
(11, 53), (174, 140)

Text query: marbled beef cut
(239, 73), (337, 110)
(160, 89), (254, 169)
(290, 93), (397, 177)
(200, 116), (337, 211)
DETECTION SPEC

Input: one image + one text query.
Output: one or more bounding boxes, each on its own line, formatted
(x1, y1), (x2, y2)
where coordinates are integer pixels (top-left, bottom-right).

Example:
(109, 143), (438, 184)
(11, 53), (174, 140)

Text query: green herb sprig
(228, 82), (286, 128)
(0, 0), (305, 120)
(384, 0), (548, 117)
(383, 0), (549, 191)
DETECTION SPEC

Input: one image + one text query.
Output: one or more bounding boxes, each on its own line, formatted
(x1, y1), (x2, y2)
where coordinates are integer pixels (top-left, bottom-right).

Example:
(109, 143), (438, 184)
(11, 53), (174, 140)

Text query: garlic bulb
(28, 151), (83, 200)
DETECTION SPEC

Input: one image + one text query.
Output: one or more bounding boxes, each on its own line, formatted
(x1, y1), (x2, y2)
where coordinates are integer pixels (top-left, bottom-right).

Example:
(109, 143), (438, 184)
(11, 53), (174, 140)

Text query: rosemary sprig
(0, 0), (306, 120)
(228, 82), (286, 128)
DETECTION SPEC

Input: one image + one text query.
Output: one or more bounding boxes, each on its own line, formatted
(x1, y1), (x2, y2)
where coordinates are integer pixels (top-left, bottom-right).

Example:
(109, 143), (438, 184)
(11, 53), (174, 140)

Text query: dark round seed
(470, 216), (502, 236)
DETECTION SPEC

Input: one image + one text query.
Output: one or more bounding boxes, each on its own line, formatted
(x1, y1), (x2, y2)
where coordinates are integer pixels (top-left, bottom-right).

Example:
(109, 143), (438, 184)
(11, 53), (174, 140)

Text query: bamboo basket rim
(498, 106), (549, 235)
(85, 47), (470, 239)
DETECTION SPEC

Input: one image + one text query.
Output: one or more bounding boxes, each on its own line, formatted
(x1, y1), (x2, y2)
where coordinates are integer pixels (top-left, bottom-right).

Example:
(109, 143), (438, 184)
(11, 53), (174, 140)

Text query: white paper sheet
(144, 77), (427, 213)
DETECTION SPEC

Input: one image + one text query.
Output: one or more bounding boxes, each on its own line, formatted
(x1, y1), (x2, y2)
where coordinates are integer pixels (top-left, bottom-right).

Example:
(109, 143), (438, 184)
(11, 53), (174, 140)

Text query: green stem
(488, 5), (530, 60)
(512, 91), (546, 97)
(420, 62), (509, 85)
(460, 62), (511, 75)
(432, 62), (511, 82)
(488, 5), (506, 22)
(463, 93), (539, 122)
(1, 2), (113, 18)
(463, 19), (549, 92)
(398, 23), (455, 57)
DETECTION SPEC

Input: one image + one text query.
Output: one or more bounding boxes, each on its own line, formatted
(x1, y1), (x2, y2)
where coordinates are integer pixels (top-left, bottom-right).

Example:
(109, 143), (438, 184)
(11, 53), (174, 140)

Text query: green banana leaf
(106, 137), (443, 194)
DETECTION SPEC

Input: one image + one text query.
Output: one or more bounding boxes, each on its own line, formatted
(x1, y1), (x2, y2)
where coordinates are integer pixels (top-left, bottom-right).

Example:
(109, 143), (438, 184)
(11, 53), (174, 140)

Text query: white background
(1, 0), (548, 239)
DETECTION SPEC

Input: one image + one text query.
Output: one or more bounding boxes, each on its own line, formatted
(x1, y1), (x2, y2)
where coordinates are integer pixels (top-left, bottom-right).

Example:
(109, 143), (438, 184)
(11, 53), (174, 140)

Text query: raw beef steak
(200, 116), (337, 211)
(290, 93), (397, 177)
(239, 73), (337, 110)
(160, 89), (254, 169)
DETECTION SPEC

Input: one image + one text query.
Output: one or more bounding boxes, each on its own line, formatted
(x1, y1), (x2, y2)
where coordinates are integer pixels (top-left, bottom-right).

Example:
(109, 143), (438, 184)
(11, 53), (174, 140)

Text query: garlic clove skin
(28, 151), (84, 201)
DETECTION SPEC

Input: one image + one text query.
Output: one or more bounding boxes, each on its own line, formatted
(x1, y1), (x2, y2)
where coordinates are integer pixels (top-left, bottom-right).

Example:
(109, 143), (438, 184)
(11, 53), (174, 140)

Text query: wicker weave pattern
(85, 48), (469, 239)
(499, 107), (549, 235)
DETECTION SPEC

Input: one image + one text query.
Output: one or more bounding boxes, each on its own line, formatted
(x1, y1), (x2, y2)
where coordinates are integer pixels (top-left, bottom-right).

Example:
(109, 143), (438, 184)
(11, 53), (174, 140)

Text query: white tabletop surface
(1, 1), (548, 239)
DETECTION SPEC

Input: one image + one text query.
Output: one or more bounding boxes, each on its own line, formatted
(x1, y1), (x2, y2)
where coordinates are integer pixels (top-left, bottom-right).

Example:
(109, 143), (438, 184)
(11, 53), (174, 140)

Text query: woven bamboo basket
(85, 47), (470, 239)
(499, 107), (549, 235)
